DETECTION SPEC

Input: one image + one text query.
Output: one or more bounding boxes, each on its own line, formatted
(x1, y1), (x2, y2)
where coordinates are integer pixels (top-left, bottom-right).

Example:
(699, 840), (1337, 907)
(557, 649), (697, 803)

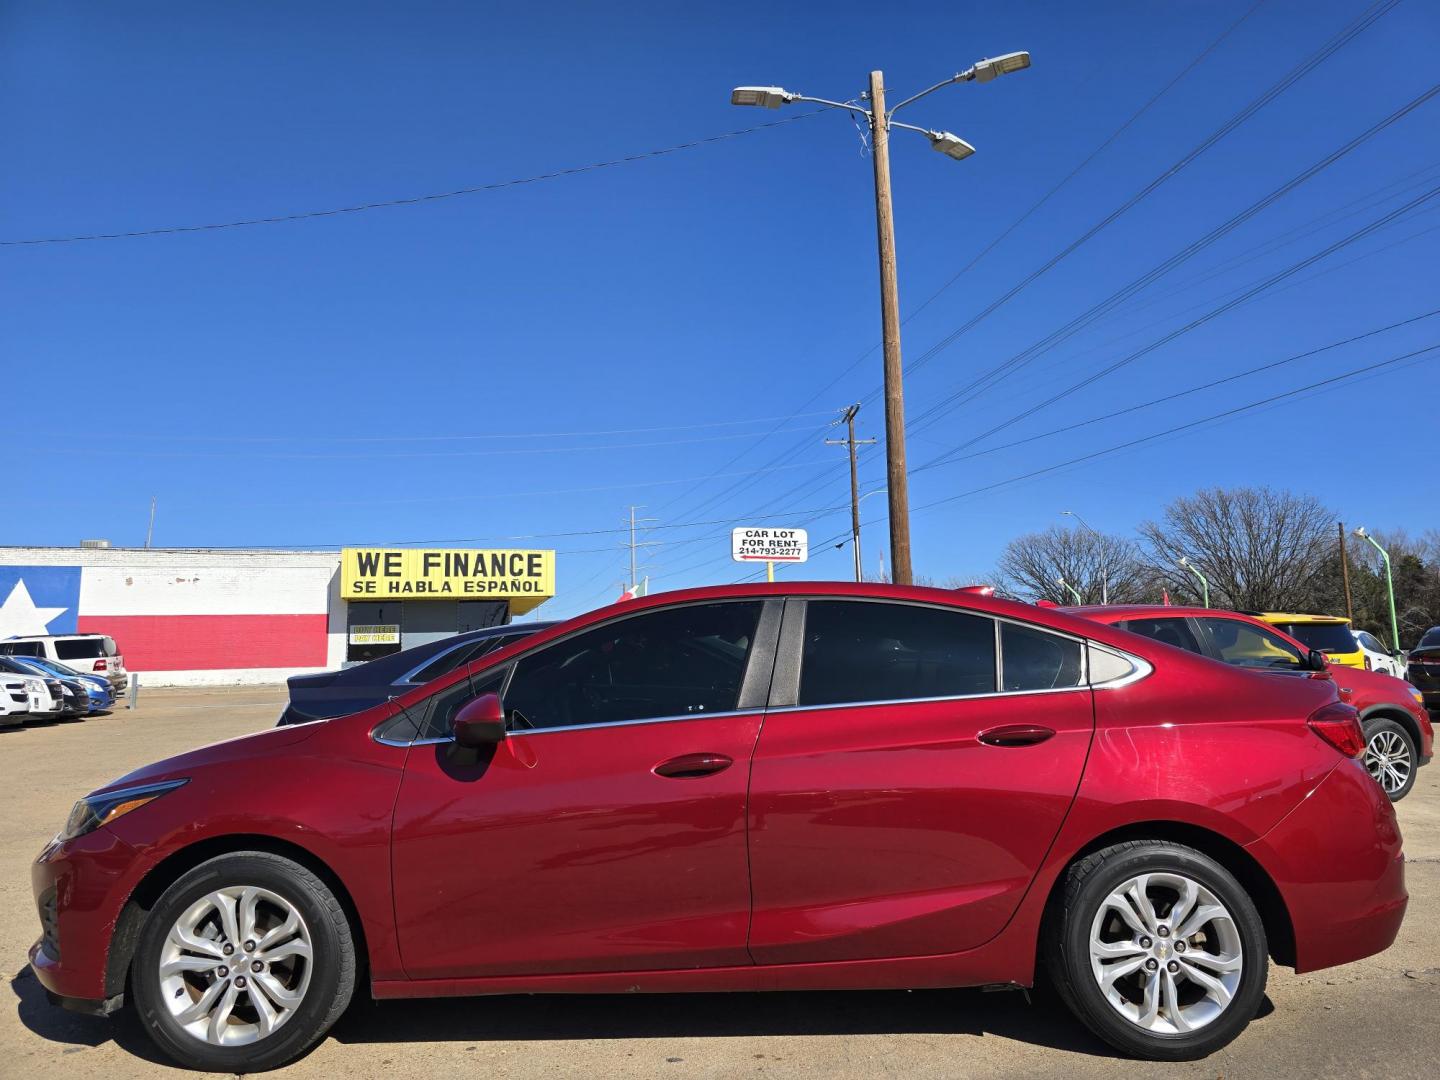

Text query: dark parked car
(1410, 625), (1440, 711)
(278, 621), (554, 725)
(32, 583), (1404, 1070)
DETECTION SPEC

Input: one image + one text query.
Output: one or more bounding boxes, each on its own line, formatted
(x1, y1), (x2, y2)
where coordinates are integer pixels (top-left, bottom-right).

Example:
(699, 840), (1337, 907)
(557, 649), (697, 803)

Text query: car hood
(95, 722), (321, 796)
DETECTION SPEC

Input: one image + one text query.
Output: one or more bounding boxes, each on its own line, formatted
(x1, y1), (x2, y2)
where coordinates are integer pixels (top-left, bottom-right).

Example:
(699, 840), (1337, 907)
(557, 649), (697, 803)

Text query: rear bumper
(1247, 760), (1406, 973)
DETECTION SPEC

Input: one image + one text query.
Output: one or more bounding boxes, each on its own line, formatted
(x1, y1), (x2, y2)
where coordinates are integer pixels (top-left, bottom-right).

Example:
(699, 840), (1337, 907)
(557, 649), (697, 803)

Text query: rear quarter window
(55, 639), (105, 660)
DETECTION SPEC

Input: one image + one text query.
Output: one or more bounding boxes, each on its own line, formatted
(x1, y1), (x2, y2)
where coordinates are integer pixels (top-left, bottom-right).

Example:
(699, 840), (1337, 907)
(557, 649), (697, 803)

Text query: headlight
(1413, 689), (1427, 707)
(60, 779), (187, 841)
(25, 677), (44, 692)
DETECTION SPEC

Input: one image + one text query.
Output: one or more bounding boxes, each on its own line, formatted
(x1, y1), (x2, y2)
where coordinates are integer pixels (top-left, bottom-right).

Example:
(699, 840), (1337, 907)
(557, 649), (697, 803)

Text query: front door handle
(978, 725), (1056, 748)
(653, 753), (734, 779)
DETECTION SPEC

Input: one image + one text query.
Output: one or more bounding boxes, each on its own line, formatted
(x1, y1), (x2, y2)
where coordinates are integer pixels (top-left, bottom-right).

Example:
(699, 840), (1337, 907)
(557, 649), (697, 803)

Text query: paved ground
(2, 686), (1437, 1078)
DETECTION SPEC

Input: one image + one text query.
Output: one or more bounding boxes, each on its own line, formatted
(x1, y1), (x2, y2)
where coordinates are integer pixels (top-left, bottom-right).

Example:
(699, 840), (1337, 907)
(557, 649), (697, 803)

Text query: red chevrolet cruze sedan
(31, 583), (1405, 1071)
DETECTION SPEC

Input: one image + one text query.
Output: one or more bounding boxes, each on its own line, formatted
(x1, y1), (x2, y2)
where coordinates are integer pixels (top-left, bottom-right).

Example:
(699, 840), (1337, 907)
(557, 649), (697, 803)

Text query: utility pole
(1338, 521), (1354, 624)
(868, 71), (913, 586)
(826, 404), (877, 583)
(145, 496), (156, 549)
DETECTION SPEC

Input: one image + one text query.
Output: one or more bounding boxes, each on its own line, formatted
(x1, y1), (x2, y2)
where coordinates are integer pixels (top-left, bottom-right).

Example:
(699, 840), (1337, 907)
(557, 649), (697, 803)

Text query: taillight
(1308, 701), (1365, 758)
(93, 659), (106, 671)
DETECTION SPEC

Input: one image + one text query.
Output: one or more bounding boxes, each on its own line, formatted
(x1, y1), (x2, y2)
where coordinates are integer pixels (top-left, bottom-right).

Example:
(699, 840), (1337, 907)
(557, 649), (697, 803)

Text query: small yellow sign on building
(340, 548), (555, 614)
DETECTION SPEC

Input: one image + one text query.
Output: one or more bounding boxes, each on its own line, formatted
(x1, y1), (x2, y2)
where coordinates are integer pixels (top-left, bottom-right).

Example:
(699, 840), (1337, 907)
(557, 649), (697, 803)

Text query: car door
(389, 598), (778, 980)
(747, 598), (1096, 965)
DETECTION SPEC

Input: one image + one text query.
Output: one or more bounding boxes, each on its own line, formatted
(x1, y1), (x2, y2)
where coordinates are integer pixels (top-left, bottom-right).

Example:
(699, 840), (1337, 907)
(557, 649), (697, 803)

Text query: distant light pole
(1179, 557), (1210, 608)
(833, 487), (889, 581)
(1355, 527), (1401, 652)
(732, 50), (1031, 587)
(1056, 576), (1083, 605)
(1061, 510), (1107, 605)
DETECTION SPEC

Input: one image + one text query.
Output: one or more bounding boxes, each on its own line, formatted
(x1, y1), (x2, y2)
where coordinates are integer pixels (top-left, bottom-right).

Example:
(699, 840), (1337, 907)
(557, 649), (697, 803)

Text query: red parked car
(1063, 605), (1434, 801)
(31, 583), (1405, 1070)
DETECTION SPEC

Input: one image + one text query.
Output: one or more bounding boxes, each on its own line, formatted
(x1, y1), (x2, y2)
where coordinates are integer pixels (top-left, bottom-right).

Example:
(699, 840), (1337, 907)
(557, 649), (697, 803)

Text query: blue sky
(3, 0), (1438, 618)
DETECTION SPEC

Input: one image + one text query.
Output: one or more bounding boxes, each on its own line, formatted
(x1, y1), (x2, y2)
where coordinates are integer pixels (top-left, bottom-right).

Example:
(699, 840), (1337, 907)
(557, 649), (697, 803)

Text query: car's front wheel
(1046, 840), (1268, 1060)
(131, 851), (355, 1072)
(1362, 717), (1416, 801)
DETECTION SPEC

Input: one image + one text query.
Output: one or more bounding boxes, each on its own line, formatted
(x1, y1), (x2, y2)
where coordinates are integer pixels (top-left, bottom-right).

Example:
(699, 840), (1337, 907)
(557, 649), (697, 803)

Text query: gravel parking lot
(3, 687), (1437, 1079)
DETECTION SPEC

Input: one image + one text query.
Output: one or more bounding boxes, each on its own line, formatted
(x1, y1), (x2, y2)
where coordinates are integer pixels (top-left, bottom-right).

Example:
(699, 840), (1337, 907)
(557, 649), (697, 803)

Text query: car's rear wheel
(1046, 840), (1268, 1060)
(131, 852), (355, 1072)
(1362, 718), (1416, 801)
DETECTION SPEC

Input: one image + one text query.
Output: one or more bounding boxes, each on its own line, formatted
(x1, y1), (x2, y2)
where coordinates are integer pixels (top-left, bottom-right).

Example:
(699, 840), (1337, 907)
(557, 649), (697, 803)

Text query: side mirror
(452, 692), (506, 747)
(1307, 649), (1329, 672)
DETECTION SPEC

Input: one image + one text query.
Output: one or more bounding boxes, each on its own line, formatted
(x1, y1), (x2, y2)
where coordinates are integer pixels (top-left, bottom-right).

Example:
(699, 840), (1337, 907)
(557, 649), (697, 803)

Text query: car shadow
(329, 985), (1116, 1055)
(9, 967), (170, 1066)
(11, 962), (1279, 1063)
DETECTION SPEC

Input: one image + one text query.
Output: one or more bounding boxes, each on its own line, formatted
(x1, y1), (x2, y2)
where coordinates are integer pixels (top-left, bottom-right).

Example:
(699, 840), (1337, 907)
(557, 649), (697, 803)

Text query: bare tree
(1140, 487), (1336, 611)
(996, 525), (1148, 605)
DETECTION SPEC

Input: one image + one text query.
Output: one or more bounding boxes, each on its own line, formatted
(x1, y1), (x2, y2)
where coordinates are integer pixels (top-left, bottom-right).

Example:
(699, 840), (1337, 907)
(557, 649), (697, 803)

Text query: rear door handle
(653, 753), (734, 779)
(978, 725), (1056, 748)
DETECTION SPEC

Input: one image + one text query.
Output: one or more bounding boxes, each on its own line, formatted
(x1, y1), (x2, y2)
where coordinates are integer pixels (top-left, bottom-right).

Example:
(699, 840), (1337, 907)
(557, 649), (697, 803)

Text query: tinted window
(0, 641), (43, 656)
(1001, 623), (1083, 692)
(55, 639), (105, 660)
(1420, 627), (1440, 648)
(503, 602), (763, 730)
(1118, 617), (1204, 656)
(798, 601), (995, 707)
(1278, 622), (1357, 654)
(406, 638), (498, 684)
(1200, 618), (1306, 669)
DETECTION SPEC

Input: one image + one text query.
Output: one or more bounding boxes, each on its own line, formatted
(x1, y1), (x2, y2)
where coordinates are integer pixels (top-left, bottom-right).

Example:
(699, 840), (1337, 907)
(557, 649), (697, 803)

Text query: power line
(869, 0), (1405, 401)
(0, 111), (825, 247)
(904, 77), (1440, 434)
(105, 410), (840, 444)
(916, 180), (1440, 470)
(910, 308), (1440, 477)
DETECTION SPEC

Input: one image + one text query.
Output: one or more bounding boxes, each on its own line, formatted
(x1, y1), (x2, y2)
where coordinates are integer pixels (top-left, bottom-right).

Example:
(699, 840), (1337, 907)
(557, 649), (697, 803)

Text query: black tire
(1362, 717), (1417, 802)
(131, 852), (356, 1073)
(1045, 840), (1268, 1061)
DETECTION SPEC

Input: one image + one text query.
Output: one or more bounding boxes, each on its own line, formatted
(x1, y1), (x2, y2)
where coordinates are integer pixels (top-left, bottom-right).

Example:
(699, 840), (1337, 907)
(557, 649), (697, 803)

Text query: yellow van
(1255, 613), (1365, 669)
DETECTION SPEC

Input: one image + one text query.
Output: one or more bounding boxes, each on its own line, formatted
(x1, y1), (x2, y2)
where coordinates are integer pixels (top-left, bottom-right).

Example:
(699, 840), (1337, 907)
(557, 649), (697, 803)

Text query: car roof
(1253, 612), (1349, 624)
(1062, 604), (1218, 620)
(3, 632), (109, 641)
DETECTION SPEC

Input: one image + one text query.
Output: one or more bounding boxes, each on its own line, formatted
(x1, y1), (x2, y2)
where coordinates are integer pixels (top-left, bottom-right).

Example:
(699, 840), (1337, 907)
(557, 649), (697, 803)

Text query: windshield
(1279, 622), (1358, 654)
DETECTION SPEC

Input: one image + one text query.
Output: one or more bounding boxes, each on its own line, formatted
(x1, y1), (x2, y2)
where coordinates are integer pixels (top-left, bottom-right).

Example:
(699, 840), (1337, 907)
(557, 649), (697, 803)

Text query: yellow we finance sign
(340, 548), (555, 612)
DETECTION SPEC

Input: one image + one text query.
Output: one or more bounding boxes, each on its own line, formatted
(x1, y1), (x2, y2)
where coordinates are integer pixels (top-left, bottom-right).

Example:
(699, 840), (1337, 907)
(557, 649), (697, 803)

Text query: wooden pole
(869, 71), (913, 586)
(1338, 521), (1354, 624)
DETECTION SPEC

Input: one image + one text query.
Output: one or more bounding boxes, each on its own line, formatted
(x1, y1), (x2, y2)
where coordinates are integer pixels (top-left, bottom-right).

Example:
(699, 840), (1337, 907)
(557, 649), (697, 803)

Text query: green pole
(1180, 560), (1210, 608)
(1057, 577), (1082, 605)
(1357, 529), (1400, 652)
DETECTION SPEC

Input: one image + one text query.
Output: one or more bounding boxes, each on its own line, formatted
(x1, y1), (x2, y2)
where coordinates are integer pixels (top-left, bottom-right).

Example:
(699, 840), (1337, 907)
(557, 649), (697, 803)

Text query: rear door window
(798, 601), (996, 707)
(1198, 618), (1306, 670)
(1000, 623), (1083, 692)
(1117, 617), (1204, 656)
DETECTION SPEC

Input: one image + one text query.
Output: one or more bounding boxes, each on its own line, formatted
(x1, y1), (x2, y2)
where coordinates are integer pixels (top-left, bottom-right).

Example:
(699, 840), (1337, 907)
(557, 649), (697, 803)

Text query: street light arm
(888, 118), (941, 138)
(788, 94), (872, 118)
(886, 70), (973, 115)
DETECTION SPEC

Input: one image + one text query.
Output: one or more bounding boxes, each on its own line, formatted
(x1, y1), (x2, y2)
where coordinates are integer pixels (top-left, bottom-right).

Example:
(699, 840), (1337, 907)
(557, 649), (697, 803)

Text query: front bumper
(1247, 759), (1407, 973)
(29, 827), (143, 1005)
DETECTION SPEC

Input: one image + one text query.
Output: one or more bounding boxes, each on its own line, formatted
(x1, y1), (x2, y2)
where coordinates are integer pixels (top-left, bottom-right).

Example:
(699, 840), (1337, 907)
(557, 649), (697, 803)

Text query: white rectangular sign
(732, 527), (808, 563)
(348, 624), (400, 645)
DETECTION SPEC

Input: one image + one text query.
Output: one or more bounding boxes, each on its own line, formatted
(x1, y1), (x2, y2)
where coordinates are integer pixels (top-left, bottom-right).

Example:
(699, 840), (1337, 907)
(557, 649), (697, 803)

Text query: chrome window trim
(374, 706), (763, 748)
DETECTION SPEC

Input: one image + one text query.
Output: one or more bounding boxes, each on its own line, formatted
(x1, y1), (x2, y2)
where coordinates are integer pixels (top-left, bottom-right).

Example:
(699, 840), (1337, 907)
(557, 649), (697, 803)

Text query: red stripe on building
(76, 614), (328, 671)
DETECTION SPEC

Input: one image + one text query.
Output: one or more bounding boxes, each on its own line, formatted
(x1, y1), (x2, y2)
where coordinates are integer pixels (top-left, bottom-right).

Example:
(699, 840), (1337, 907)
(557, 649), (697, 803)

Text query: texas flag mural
(0, 563), (330, 673)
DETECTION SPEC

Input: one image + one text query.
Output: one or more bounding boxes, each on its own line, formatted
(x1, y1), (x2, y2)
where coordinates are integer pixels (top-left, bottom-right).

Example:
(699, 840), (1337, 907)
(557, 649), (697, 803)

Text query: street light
(1061, 510), (1107, 605)
(1179, 557), (1210, 609)
(731, 49), (1031, 587)
(1355, 527), (1401, 653)
(1056, 576), (1083, 605)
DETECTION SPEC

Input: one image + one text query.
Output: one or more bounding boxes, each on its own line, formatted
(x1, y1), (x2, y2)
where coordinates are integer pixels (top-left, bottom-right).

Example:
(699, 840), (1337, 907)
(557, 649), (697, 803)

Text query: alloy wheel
(1364, 729), (1412, 795)
(157, 886), (314, 1046)
(1088, 872), (1243, 1035)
